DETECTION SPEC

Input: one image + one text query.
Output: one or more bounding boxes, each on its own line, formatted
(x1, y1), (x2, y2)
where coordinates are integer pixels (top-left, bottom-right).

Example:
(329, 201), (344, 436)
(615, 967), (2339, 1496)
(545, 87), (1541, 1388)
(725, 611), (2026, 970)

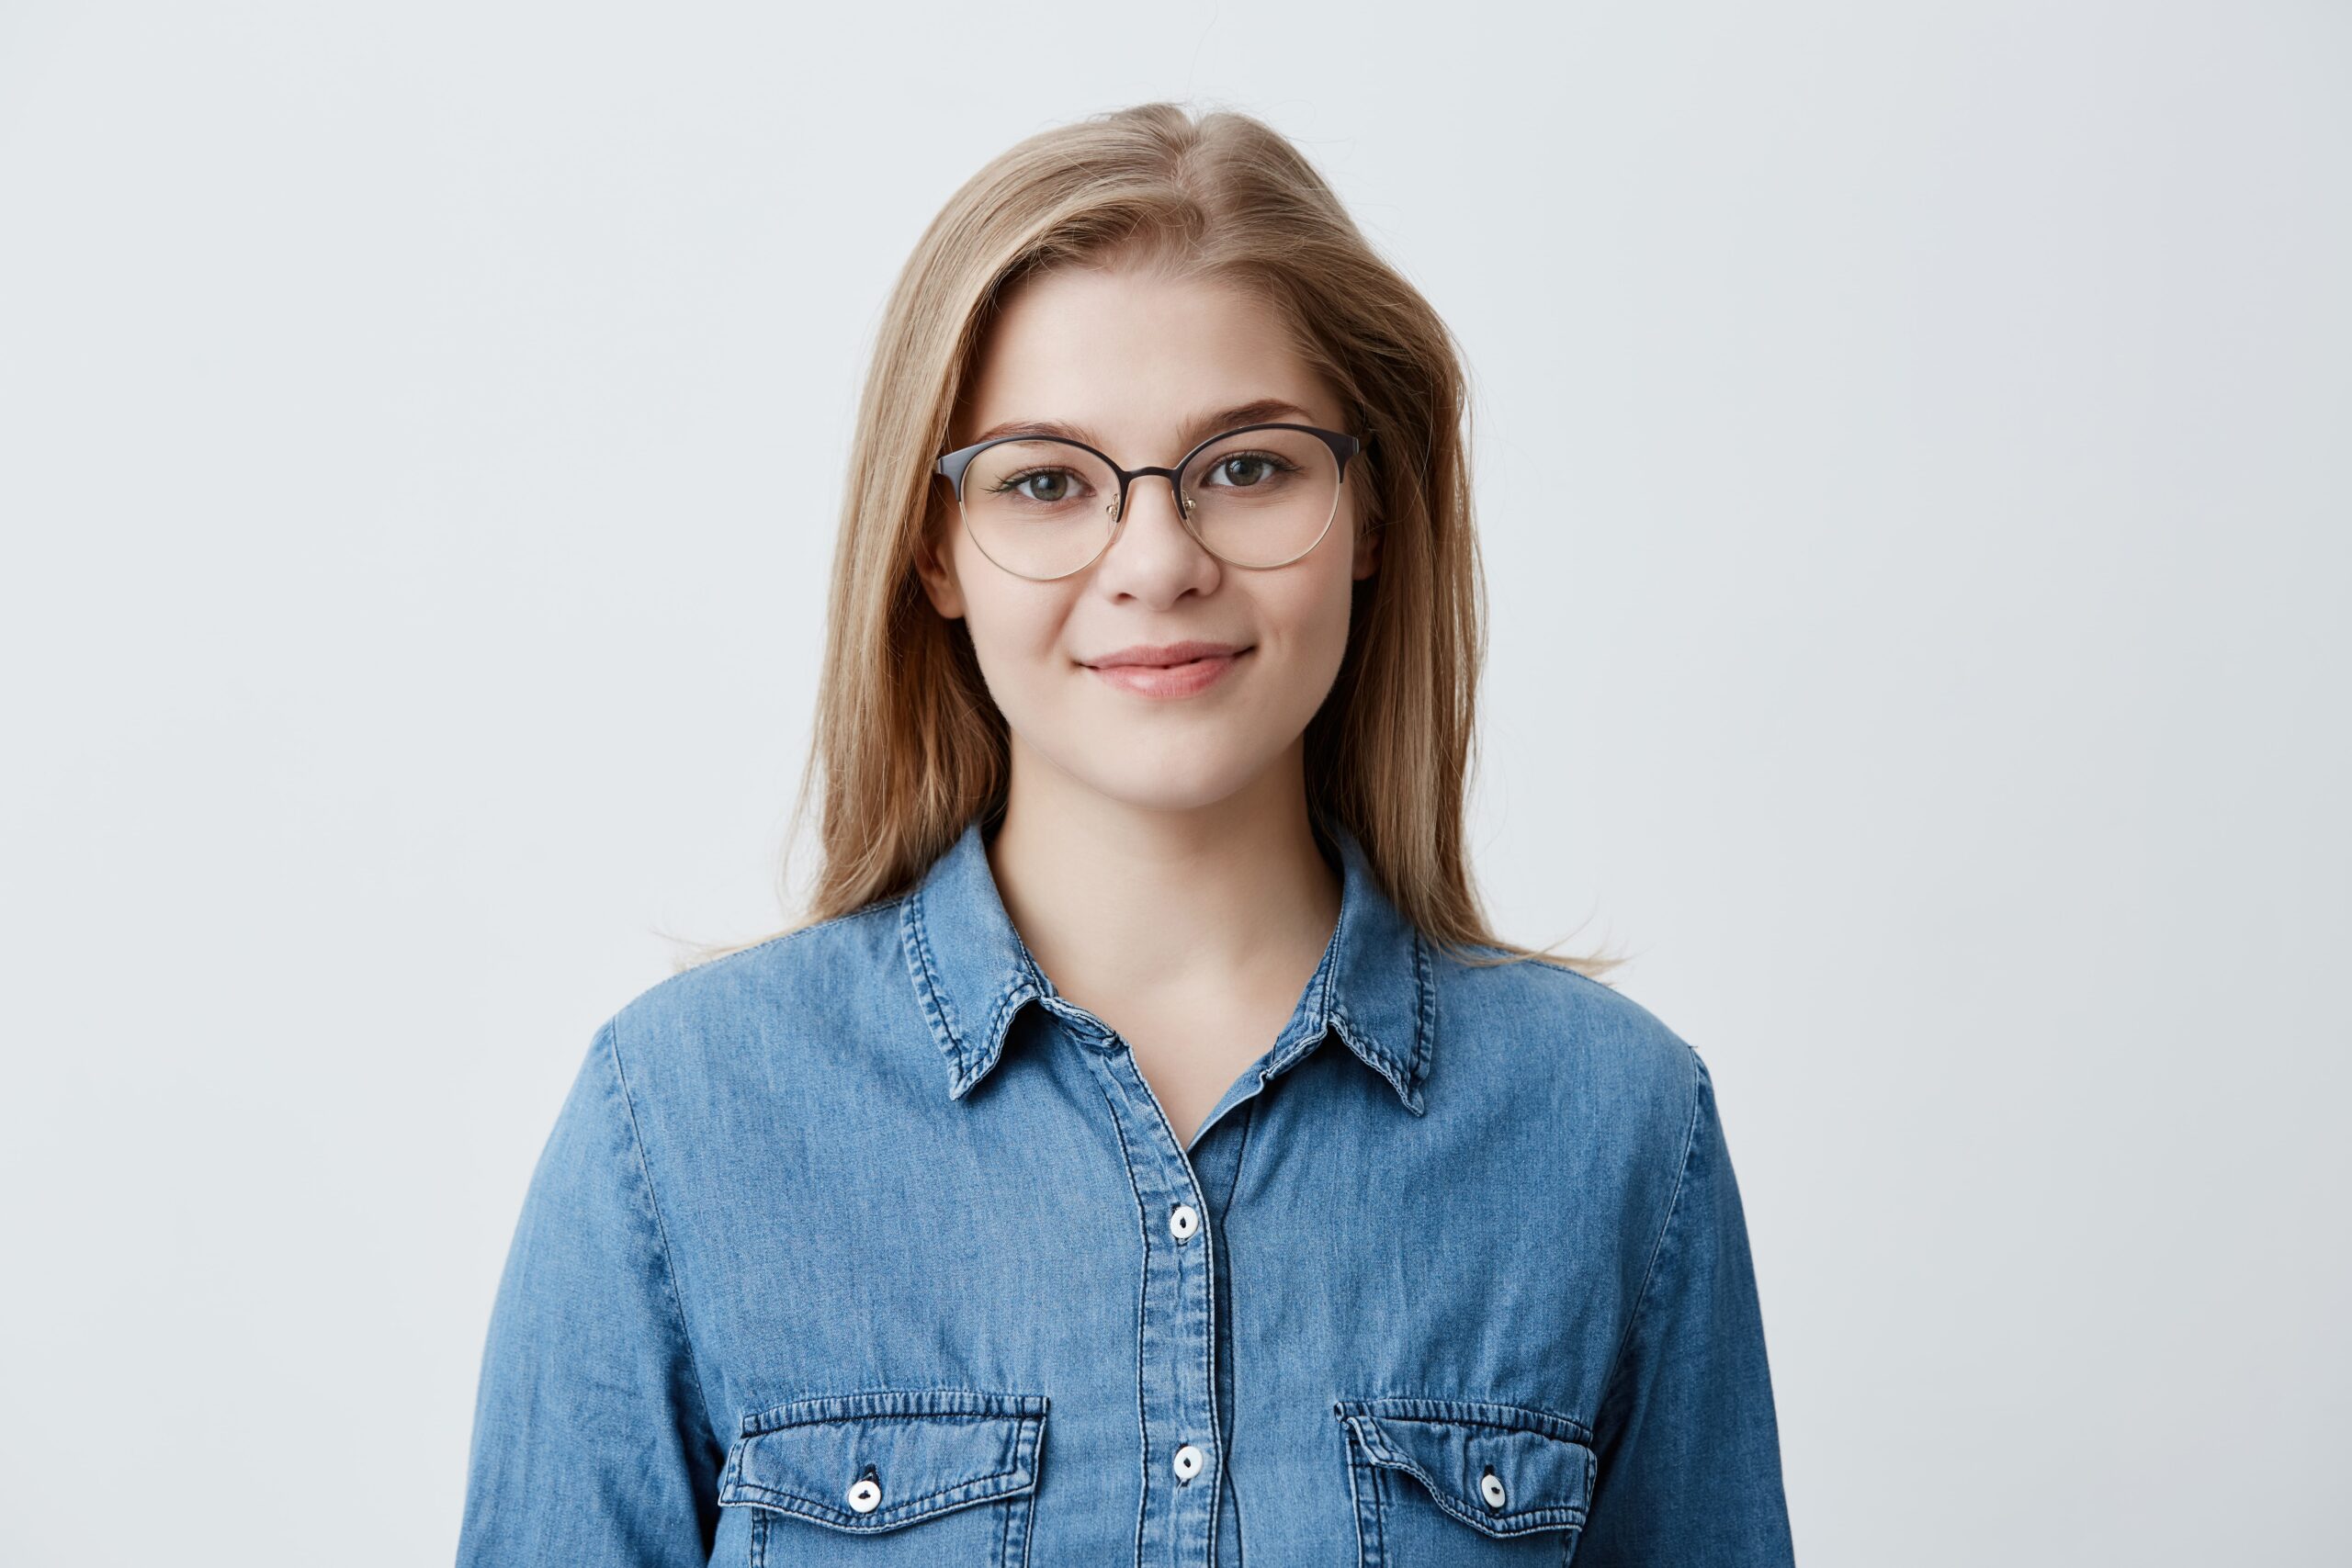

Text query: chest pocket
(717, 1389), (1048, 1567)
(1334, 1396), (1594, 1566)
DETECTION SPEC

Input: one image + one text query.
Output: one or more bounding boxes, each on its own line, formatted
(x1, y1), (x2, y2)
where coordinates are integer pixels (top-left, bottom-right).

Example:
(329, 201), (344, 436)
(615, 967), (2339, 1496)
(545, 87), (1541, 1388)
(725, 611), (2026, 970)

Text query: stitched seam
(1217, 1098), (1263, 1554)
(1338, 1416), (1377, 1568)
(724, 1464), (1023, 1519)
(1017, 1412), (1044, 1568)
(1333, 1398), (1592, 1442)
(1323, 864), (1353, 1037)
(1192, 1119), (1221, 1555)
(1409, 927), (1436, 1104)
(601, 1016), (723, 1462)
(1591, 1042), (1706, 1416)
(1092, 1071), (1154, 1568)
(902, 888), (966, 1081)
(1330, 1000), (1413, 1110)
(744, 1403), (1043, 1438)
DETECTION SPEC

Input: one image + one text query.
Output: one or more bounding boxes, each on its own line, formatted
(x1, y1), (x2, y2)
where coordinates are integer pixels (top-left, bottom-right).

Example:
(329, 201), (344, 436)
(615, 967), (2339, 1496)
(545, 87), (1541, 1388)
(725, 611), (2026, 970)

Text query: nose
(1092, 468), (1213, 582)
(1114, 469), (1190, 527)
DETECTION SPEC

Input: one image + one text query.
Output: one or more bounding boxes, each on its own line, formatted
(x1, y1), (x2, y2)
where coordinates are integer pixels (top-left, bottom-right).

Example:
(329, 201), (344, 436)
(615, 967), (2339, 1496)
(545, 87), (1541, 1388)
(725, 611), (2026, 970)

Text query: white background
(3, 3), (2345, 1562)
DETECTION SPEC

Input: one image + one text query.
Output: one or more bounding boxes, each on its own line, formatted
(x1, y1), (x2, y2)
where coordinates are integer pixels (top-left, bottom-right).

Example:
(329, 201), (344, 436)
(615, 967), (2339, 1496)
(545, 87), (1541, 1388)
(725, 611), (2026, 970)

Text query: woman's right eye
(993, 468), (1081, 503)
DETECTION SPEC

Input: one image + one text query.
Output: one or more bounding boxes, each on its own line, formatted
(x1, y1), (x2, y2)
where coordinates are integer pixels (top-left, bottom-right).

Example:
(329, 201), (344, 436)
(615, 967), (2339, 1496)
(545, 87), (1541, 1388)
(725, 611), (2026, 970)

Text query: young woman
(458, 103), (1795, 1567)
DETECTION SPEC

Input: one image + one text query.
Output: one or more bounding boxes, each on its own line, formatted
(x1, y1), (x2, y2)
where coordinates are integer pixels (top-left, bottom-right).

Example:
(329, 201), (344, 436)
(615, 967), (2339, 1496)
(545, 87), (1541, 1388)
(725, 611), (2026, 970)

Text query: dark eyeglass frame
(932, 422), (1365, 579)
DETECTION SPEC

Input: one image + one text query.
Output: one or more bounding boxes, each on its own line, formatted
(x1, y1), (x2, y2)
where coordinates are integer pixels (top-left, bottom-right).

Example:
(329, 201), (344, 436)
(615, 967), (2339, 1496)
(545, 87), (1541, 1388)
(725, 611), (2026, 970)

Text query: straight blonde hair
(673, 102), (1621, 981)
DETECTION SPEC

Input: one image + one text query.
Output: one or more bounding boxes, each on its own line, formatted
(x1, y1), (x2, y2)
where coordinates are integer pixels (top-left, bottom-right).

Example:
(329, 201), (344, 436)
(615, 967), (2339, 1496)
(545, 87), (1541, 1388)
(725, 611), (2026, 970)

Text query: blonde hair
(670, 101), (1623, 981)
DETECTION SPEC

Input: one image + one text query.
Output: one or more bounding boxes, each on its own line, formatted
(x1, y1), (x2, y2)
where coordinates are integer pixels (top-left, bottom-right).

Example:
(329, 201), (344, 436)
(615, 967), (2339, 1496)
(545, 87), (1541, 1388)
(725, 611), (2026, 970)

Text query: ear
(1351, 518), (1382, 581)
(913, 501), (967, 620)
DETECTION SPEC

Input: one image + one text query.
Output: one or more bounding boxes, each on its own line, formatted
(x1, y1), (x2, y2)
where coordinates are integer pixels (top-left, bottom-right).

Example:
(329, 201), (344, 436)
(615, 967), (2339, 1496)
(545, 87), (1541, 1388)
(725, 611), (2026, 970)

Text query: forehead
(955, 265), (1339, 453)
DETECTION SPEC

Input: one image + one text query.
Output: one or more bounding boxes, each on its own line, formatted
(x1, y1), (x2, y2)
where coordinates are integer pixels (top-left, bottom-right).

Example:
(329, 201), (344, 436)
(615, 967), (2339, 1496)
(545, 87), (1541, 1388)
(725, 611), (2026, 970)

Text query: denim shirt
(458, 811), (1796, 1567)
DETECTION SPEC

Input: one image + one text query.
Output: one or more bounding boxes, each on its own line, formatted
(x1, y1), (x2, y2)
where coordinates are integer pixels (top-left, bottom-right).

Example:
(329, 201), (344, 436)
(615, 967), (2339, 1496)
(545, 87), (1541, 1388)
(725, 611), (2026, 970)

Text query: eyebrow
(967, 398), (1320, 453)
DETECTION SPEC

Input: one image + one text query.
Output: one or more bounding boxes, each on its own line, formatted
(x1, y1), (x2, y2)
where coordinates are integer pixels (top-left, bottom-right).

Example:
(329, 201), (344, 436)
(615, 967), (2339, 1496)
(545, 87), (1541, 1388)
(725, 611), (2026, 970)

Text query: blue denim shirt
(458, 812), (1796, 1566)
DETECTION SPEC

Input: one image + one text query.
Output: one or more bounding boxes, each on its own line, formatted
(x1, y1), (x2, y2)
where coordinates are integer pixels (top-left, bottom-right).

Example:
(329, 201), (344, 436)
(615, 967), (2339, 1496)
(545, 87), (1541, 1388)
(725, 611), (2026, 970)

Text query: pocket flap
(1334, 1396), (1594, 1538)
(719, 1389), (1049, 1534)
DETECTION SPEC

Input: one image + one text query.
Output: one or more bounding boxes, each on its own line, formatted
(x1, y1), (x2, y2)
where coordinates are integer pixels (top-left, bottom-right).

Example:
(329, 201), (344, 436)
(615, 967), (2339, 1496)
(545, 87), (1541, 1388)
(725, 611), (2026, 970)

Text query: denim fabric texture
(458, 809), (1796, 1566)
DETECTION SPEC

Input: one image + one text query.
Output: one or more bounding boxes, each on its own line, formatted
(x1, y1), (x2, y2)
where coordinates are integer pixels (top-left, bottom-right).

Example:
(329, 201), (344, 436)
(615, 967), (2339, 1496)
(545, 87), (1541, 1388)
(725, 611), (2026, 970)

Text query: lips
(1084, 647), (1250, 699)
(1083, 639), (1250, 670)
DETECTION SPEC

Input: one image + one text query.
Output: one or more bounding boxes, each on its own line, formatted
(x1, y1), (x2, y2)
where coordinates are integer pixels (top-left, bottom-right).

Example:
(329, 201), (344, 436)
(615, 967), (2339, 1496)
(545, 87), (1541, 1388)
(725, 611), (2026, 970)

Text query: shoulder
(597, 898), (915, 1093)
(1431, 942), (1706, 1154)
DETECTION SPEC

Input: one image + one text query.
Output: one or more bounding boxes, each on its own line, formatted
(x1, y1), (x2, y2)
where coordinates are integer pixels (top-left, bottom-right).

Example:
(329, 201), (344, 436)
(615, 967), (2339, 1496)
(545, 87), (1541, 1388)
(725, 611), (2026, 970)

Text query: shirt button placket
(1059, 1004), (1223, 1568)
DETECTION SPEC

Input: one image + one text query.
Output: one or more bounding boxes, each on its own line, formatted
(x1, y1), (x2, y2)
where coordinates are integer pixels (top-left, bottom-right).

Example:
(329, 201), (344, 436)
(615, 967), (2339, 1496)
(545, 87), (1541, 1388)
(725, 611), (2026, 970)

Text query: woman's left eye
(1208, 454), (1289, 487)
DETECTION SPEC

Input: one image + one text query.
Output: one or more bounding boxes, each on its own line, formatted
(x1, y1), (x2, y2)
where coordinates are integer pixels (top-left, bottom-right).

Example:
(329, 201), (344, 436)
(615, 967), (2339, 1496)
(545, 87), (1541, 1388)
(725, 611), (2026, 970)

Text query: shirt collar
(900, 811), (1433, 1116)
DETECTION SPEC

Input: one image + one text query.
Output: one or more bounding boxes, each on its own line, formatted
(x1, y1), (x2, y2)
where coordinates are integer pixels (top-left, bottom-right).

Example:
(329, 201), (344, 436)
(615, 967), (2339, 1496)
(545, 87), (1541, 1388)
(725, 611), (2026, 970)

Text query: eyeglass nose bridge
(1105, 462), (1196, 525)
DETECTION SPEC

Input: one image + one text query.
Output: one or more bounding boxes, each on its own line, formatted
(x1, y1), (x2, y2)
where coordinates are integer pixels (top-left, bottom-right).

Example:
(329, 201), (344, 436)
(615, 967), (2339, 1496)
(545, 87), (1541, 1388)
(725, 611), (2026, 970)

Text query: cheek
(1271, 551), (1361, 665)
(952, 546), (1078, 703)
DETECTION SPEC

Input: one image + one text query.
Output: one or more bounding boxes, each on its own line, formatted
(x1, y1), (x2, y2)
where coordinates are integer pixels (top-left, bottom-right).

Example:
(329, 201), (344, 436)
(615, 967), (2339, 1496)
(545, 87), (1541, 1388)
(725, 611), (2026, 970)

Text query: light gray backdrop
(2, 2), (2344, 1562)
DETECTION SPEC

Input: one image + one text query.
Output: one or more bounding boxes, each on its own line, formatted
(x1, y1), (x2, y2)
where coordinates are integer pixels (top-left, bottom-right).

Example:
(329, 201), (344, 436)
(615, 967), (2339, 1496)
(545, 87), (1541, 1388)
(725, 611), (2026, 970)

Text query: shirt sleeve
(457, 1021), (723, 1566)
(1577, 1047), (1798, 1567)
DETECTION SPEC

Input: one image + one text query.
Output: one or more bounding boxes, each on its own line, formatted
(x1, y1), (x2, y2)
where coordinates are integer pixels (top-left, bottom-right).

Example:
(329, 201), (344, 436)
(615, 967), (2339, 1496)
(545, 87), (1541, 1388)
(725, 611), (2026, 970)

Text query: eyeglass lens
(956, 427), (1342, 577)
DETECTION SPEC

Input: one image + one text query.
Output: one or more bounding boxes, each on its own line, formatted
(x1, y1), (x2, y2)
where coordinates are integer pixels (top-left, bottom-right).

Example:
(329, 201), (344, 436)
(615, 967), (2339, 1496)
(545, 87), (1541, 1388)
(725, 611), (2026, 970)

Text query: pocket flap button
(1479, 1467), (1507, 1509)
(846, 1473), (882, 1513)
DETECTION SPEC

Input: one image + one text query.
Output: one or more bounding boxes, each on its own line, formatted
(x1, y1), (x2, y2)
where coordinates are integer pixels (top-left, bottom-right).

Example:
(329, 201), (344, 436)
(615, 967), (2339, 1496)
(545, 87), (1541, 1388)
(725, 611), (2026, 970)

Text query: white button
(1479, 1469), (1507, 1508)
(1172, 1442), (1204, 1482)
(847, 1475), (882, 1513)
(1169, 1203), (1200, 1241)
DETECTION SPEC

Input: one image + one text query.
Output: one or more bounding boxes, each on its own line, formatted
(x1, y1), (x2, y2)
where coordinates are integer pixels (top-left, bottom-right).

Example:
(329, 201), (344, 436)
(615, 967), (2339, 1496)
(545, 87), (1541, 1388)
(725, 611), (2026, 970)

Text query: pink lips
(1082, 644), (1251, 699)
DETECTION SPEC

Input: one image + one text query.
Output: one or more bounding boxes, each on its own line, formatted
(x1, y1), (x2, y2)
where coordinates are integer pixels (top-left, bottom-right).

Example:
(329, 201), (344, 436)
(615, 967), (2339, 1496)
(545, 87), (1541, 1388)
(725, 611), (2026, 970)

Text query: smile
(1083, 649), (1250, 699)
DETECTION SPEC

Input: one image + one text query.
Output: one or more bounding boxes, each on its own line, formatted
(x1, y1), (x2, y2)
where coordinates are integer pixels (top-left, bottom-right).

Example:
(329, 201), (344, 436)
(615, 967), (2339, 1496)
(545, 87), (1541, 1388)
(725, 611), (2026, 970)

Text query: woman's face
(916, 264), (1380, 816)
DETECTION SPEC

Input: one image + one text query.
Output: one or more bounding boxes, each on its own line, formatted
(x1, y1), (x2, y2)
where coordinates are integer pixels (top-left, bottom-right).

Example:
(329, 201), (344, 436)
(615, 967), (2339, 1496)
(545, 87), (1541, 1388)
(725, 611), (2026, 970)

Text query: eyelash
(984, 451), (1299, 498)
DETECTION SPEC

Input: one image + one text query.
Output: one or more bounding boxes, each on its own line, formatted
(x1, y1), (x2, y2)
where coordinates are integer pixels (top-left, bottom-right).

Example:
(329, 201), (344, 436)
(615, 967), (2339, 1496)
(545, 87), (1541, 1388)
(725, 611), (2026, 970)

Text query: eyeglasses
(933, 422), (1363, 581)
